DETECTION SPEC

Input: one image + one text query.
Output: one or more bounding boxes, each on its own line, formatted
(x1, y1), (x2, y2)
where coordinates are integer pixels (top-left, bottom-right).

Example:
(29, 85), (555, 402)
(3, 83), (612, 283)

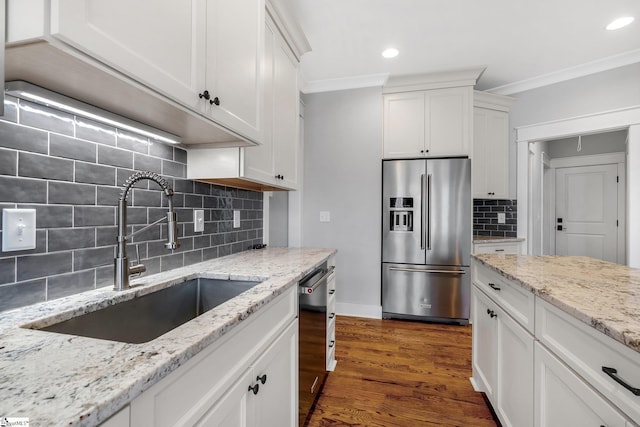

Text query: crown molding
(301, 73), (389, 94)
(489, 49), (640, 95)
(474, 90), (515, 112)
(266, 0), (311, 61)
(383, 66), (486, 93)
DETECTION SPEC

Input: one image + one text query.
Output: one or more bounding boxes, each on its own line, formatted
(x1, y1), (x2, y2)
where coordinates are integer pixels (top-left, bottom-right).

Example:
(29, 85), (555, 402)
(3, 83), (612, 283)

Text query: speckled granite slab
(0, 247), (336, 427)
(472, 254), (640, 353)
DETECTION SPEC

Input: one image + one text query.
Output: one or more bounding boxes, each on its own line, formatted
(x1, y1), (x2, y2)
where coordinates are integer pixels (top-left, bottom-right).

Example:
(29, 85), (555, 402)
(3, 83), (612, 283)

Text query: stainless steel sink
(37, 278), (261, 344)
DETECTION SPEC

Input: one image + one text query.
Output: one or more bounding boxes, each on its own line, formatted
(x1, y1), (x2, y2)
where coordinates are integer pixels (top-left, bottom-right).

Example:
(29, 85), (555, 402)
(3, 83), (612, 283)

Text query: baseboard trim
(336, 302), (382, 319)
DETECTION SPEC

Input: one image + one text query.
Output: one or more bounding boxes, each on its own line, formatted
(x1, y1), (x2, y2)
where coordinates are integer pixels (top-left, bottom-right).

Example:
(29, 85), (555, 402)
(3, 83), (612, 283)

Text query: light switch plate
(233, 210), (241, 229)
(319, 211), (331, 222)
(497, 212), (506, 224)
(194, 209), (204, 232)
(2, 208), (37, 251)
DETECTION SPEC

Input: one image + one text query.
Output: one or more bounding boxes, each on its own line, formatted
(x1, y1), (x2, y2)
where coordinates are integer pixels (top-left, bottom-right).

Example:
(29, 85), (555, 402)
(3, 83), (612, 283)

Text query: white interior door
(555, 164), (618, 262)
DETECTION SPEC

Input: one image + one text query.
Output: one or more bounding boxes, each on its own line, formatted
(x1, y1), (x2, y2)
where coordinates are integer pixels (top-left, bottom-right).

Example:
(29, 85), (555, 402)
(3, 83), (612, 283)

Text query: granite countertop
(0, 247), (336, 427)
(472, 254), (640, 353)
(473, 235), (525, 244)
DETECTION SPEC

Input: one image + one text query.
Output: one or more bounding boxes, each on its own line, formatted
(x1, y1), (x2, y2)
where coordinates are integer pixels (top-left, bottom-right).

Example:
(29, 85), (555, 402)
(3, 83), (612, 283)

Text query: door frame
(547, 153), (626, 263)
(515, 105), (640, 266)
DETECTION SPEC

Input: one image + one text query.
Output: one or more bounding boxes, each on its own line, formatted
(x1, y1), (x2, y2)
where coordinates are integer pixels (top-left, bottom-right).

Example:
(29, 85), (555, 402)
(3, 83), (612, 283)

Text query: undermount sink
(35, 278), (261, 344)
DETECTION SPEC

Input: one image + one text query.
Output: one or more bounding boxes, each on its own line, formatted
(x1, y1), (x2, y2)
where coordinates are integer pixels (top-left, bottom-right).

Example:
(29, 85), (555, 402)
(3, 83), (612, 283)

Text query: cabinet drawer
(535, 342), (628, 427)
(472, 261), (534, 333)
(131, 286), (297, 427)
(473, 241), (522, 255)
(536, 298), (640, 425)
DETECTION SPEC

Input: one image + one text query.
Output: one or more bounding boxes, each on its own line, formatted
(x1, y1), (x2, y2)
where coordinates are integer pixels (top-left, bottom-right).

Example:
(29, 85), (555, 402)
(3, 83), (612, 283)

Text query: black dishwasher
(298, 263), (333, 426)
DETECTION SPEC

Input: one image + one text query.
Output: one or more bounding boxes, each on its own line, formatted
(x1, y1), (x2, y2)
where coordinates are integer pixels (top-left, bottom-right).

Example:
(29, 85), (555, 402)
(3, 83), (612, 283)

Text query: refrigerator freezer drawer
(382, 263), (470, 323)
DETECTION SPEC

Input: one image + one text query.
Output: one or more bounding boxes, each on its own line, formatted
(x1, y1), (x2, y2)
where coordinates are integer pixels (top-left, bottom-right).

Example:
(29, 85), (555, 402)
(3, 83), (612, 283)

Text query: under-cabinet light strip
(5, 81), (181, 145)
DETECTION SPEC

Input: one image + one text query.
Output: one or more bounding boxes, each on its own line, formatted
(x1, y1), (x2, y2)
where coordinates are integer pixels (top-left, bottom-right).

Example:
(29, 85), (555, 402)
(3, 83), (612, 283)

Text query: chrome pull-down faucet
(114, 171), (180, 291)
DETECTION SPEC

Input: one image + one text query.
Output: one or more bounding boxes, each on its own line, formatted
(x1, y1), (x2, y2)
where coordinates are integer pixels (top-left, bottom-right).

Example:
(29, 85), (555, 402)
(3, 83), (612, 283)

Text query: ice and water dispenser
(388, 197), (414, 232)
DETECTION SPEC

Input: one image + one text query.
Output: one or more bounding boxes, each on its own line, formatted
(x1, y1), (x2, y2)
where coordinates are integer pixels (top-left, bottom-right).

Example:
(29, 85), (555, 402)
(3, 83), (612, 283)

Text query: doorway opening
(531, 129), (627, 263)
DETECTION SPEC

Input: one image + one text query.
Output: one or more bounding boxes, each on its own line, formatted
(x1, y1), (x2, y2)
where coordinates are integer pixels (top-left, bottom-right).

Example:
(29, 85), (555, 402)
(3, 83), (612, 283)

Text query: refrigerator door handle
(388, 267), (466, 275)
(420, 174), (426, 250)
(427, 173), (432, 250)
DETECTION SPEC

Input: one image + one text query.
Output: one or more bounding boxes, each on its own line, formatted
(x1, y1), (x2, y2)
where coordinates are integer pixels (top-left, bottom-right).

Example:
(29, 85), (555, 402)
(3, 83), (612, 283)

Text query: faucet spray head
(165, 211), (179, 250)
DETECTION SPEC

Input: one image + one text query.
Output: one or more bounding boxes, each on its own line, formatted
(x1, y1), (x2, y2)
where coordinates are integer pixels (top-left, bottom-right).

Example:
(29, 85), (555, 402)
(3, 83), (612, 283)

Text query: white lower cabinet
(326, 257), (337, 371)
(535, 342), (627, 427)
(196, 321), (297, 427)
(472, 259), (640, 427)
(471, 284), (533, 427)
(473, 240), (523, 255)
(128, 286), (297, 427)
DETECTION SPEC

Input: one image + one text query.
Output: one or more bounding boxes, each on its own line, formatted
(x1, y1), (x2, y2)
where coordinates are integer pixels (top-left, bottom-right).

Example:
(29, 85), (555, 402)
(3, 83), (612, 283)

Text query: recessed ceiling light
(382, 48), (399, 59)
(606, 16), (634, 30)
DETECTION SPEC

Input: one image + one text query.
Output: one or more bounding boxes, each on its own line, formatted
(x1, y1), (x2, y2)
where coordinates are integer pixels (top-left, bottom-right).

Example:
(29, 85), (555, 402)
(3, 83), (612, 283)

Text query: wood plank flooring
(306, 316), (498, 427)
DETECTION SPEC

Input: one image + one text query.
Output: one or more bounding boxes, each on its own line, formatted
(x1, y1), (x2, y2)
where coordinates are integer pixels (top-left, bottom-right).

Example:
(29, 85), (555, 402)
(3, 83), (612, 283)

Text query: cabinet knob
(198, 90), (210, 100)
(486, 308), (497, 318)
(248, 383), (259, 395)
(256, 374), (267, 385)
(487, 192), (495, 196)
(420, 150), (424, 153)
(210, 96), (220, 106)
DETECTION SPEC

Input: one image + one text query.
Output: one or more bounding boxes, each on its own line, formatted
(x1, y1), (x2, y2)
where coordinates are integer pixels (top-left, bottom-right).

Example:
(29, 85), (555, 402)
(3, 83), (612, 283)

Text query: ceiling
(284, 0), (640, 94)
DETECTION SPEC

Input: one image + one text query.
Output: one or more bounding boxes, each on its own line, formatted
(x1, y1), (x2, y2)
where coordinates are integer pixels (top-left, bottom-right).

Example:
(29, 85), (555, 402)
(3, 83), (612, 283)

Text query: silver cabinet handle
(420, 174), (426, 250)
(427, 174), (432, 251)
(389, 267), (466, 275)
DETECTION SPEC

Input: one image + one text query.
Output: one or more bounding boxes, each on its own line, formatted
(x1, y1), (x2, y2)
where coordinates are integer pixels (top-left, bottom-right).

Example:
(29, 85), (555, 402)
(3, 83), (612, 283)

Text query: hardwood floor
(306, 316), (498, 427)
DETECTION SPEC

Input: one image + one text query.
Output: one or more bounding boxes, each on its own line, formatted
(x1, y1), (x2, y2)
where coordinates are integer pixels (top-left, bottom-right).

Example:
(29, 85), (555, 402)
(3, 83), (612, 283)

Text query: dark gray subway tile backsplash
(473, 199), (517, 238)
(0, 96), (264, 312)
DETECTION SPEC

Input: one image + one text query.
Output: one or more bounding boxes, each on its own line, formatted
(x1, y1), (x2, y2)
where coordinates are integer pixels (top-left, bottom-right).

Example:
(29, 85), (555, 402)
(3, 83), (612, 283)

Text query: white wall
(302, 87), (383, 317)
(507, 62), (640, 198)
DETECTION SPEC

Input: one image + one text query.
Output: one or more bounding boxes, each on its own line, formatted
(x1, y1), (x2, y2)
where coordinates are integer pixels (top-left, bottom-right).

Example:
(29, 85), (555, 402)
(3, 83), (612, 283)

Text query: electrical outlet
(233, 210), (241, 228)
(194, 209), (204, 232)
(319, 211), (331, 222)
(497, 212), (506, 224)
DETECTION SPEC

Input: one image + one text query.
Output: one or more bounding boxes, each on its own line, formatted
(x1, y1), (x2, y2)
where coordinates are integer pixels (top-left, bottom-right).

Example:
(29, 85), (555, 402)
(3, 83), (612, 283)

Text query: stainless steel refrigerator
(382, 157), (471, 324)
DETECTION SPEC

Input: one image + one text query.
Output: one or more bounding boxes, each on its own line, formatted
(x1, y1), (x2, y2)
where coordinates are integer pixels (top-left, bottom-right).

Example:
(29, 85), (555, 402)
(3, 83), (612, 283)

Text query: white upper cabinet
(383, 87), (472, 158)
(203, 0), (264, 142)
(50, 0), (207, 110)
(51, 0), (263, 143)
(6, 0), (266, 145)
(186, 2), (309, 191)
(473, 91), (514, 199)
(243, 13), (299, 190)
(382, 68), (483, 159)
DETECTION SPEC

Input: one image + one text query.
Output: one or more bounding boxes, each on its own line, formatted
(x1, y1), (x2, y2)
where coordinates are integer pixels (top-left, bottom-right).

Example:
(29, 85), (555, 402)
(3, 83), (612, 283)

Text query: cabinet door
(535, 343), (627, 427)
(243, 17), (277, 185)
(496, 304), (534, 427)
(473, 107), (509, 199)
(252, 321), (298, 427)
(383, 92), (426, 158)
(471, 285), (498, 402)
(205, 0), (264, 143)
(51, 0), (206, 108)
(194, 369), (253, 427)
(271, 33), (300, 190)
(426, 87), (471, 156)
